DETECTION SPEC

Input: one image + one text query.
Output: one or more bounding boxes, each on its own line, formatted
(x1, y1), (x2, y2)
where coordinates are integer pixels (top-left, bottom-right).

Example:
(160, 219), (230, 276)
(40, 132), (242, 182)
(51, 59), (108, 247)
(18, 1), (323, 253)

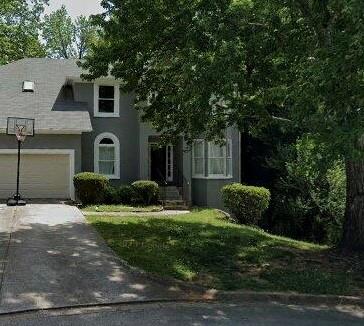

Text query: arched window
(94, 133), (120, 179)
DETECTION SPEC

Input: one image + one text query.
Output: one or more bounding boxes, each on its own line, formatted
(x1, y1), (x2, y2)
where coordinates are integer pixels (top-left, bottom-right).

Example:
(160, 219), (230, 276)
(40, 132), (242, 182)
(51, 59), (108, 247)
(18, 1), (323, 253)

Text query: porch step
(164, 205), (189, 211)
(163, 200), (189, 211)
(159, 186), (183, 201)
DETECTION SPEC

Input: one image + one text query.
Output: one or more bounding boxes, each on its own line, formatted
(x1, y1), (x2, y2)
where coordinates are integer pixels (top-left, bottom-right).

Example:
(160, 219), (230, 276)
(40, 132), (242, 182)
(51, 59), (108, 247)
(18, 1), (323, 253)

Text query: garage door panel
(0, 154), (70, 199)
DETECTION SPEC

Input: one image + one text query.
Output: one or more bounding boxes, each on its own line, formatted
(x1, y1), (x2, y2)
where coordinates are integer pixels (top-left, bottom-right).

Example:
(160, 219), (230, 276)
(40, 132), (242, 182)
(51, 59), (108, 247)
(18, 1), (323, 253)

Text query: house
(0, 59), (241, 208)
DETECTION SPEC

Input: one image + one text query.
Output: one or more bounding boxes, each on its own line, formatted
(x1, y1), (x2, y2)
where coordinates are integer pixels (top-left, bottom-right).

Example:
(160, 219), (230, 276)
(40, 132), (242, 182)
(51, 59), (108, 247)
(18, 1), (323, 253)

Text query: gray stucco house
(0, 59), (241, 207)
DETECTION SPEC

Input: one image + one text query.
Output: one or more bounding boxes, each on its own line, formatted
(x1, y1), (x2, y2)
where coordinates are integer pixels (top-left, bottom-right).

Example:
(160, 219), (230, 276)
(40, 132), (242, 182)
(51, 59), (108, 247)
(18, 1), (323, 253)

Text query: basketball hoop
(15, 124), (28, 142)
(6, 117), (35, 207)
(7, 117), (35, 139)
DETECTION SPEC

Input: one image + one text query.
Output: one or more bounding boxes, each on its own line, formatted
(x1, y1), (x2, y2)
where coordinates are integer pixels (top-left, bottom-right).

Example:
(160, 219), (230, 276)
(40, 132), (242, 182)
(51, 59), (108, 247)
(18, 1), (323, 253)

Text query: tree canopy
(43, 5), (98, 59)
(0, 0), (47, 64)
(82, 0), (363, 151)
(82, 0), (364, 249)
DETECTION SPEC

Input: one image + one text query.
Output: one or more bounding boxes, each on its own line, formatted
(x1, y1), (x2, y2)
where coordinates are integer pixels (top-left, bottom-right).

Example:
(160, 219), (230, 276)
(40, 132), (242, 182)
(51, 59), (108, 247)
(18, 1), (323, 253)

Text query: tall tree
(43, 5), (98, 59)
(0, 0), (47, 64)
(82, 0), (364, 249)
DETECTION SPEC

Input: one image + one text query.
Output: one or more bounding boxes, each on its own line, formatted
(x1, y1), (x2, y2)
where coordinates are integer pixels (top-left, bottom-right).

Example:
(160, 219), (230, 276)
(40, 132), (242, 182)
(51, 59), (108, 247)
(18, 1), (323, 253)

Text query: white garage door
(0, 153), (71, 199)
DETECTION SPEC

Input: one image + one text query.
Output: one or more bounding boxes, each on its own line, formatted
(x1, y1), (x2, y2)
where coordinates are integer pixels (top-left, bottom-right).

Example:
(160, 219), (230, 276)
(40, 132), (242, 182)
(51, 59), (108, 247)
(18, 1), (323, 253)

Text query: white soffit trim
(0, 129), (92, 135)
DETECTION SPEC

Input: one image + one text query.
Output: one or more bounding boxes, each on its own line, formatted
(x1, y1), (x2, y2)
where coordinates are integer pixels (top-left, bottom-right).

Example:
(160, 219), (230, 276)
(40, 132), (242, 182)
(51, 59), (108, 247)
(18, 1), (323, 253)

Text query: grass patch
(82, 204), (163, 213)
(86, 209), (364, 295)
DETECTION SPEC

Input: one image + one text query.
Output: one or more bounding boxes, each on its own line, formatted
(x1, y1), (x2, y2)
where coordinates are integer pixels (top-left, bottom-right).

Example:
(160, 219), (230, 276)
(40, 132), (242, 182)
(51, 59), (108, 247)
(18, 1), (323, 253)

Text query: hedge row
(221, 183), (270, 225)
(74, 173), (271, 226)
(74, 172), (159, 206)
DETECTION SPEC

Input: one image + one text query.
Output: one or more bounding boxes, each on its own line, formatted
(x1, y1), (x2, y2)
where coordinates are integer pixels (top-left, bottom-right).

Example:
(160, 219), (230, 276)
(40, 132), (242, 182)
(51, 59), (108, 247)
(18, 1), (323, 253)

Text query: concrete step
(164, 206), (189, 211)
(160, 192), (181, 197)
(162, 199), (189, 211)
(160, 189), (181, 195)
(160, 186), (183, 201)
(163, 200), (186, 205)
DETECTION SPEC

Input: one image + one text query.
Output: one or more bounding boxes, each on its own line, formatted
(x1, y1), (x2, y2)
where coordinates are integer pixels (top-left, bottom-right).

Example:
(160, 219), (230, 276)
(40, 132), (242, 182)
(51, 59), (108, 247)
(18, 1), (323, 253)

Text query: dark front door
(150, 145), (167, 184)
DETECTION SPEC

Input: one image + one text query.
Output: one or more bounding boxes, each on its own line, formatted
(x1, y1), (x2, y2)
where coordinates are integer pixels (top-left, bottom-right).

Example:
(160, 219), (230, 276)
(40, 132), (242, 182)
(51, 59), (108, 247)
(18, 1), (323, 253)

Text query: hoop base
(7, 195), (27, 206)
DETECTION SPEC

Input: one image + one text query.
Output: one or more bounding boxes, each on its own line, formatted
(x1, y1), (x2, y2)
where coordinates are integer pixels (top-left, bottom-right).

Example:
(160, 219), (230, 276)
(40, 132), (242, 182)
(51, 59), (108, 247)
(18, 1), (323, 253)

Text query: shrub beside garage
(73, 172), (109, 205)
(73, 173), (159, 206)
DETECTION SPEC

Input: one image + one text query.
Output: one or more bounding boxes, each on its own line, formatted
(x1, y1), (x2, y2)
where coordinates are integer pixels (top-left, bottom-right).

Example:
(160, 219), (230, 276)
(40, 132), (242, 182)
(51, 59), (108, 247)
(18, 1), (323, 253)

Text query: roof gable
(0, 58), (93, 134)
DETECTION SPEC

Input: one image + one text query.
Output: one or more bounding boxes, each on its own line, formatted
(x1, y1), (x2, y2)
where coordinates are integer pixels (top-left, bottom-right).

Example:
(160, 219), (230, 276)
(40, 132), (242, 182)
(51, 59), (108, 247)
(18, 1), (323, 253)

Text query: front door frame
(166, 144), (173, 182)
(148, 143), (174, 183)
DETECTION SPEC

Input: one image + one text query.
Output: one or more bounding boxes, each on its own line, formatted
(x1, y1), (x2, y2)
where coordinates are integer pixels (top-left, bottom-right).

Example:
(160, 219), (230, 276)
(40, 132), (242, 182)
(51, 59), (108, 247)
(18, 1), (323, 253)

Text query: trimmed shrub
(131, 180), (159, 205)
(221, 183), (271, 225)
(74, 172), (109, 205)
(117, 185), (136, 205)
(103, 185), (120, 205)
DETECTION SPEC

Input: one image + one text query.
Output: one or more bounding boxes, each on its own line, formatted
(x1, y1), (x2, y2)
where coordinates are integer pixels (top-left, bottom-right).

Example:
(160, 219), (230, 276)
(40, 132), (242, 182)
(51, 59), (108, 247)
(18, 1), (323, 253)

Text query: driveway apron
(0, 204), (186, 313)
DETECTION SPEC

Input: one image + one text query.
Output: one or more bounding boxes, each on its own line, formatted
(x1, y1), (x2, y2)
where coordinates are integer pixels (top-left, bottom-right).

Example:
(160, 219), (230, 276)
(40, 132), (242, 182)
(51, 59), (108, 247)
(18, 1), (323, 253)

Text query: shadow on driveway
(0, 204), (188, 314)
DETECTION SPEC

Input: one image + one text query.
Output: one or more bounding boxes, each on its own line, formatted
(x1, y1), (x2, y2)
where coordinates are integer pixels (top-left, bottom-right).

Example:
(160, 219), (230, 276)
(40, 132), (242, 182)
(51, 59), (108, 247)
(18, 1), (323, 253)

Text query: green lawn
(82, 204), (163, 213)
(86, 209), (364, 295)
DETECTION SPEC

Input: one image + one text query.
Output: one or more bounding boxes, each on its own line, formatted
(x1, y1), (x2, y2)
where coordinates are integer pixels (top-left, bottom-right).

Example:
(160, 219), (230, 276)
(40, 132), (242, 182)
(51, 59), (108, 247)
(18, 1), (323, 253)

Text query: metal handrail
(174, 164), (191, 207)
(155, 168), (168, 185)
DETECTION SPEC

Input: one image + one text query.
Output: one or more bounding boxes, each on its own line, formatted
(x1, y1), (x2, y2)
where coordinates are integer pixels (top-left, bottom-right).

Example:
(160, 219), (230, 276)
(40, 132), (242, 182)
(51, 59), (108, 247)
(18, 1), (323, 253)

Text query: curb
(212, 290), (364, 308)
(85, 213), (364, 310)
(106, 247), (364, 309)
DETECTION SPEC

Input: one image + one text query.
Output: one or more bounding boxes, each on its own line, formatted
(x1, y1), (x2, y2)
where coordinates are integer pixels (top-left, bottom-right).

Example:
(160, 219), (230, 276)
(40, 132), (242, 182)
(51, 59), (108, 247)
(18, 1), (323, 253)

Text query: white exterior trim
(68, 77), (117, 84)
(207, 139), (233, 179)
(94, 132), (120, 179)
(192, 176), (233, 180)
(192, 139), (205, 178)
(93, 83), (120, 118)
(0, 129), (90, 135)
(192, 138), (233, 180)
(0, 149), (75, 200)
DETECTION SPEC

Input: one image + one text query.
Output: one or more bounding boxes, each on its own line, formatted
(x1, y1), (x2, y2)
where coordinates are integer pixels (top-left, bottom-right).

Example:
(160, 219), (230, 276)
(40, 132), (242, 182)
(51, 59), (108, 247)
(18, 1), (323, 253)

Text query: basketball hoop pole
(6, 117), (35, 207)
(15, 139), (21, 202)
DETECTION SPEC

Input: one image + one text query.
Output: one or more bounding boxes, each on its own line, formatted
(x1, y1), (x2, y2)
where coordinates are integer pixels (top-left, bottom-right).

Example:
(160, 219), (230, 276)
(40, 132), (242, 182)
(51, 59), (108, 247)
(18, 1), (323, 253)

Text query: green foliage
(81, 0), (364, 247)
(102, 185), (136, 205)
(82, 0), (364, 151)
(87, 209), (362, 295)
(266, 136), (346, 244)
(131, 180), (159, 206)
(73, 172), (109, 205)
(221, 183), (270, 225)
(0, 0), (47, 64)
(42, 5), (98, 59)
(117, 185), (136, 205)
(83, 204), (162, 213)
(103, 185), (120, 205)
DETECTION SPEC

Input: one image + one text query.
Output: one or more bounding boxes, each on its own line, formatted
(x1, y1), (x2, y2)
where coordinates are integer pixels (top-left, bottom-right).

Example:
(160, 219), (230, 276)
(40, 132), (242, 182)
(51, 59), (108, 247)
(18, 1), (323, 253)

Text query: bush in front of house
(221, 183), (271, 225)
(131, 180), (159, 205)
(103, 185), (120, 204)
(74, 172), (109, 205)
(117, 185), (136, 205)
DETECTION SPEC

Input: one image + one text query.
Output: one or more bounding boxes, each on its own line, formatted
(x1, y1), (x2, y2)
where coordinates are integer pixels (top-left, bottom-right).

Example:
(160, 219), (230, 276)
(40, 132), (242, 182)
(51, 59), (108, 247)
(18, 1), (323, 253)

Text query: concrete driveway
(0, 204), (187, 314)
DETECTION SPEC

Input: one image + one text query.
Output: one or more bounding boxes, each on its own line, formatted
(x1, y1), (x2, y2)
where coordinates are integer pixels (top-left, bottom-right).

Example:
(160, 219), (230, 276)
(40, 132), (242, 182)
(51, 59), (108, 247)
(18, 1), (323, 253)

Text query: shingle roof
(0, 58), (93, 134)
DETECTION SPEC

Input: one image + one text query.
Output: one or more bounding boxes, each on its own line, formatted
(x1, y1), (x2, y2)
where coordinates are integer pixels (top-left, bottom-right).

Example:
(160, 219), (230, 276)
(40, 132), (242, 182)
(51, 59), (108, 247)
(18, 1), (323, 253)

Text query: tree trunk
(341, 160), (364, 250)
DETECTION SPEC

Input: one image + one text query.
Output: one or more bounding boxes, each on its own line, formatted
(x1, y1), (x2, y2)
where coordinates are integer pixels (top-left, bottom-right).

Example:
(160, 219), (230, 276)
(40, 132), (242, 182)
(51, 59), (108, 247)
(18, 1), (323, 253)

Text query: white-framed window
(94, 83), (120, 117)
(192, 139), (233, 179)
(192, 139), (205, 177)
(94, 132), (120, 179)
(208, 140), (232, 178)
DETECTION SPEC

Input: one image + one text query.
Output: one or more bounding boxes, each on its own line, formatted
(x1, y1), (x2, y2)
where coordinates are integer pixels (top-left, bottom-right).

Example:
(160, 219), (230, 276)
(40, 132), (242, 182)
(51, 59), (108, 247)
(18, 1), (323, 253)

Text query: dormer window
(94, 83), (120, 117)
(22, 81), (34, 92)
